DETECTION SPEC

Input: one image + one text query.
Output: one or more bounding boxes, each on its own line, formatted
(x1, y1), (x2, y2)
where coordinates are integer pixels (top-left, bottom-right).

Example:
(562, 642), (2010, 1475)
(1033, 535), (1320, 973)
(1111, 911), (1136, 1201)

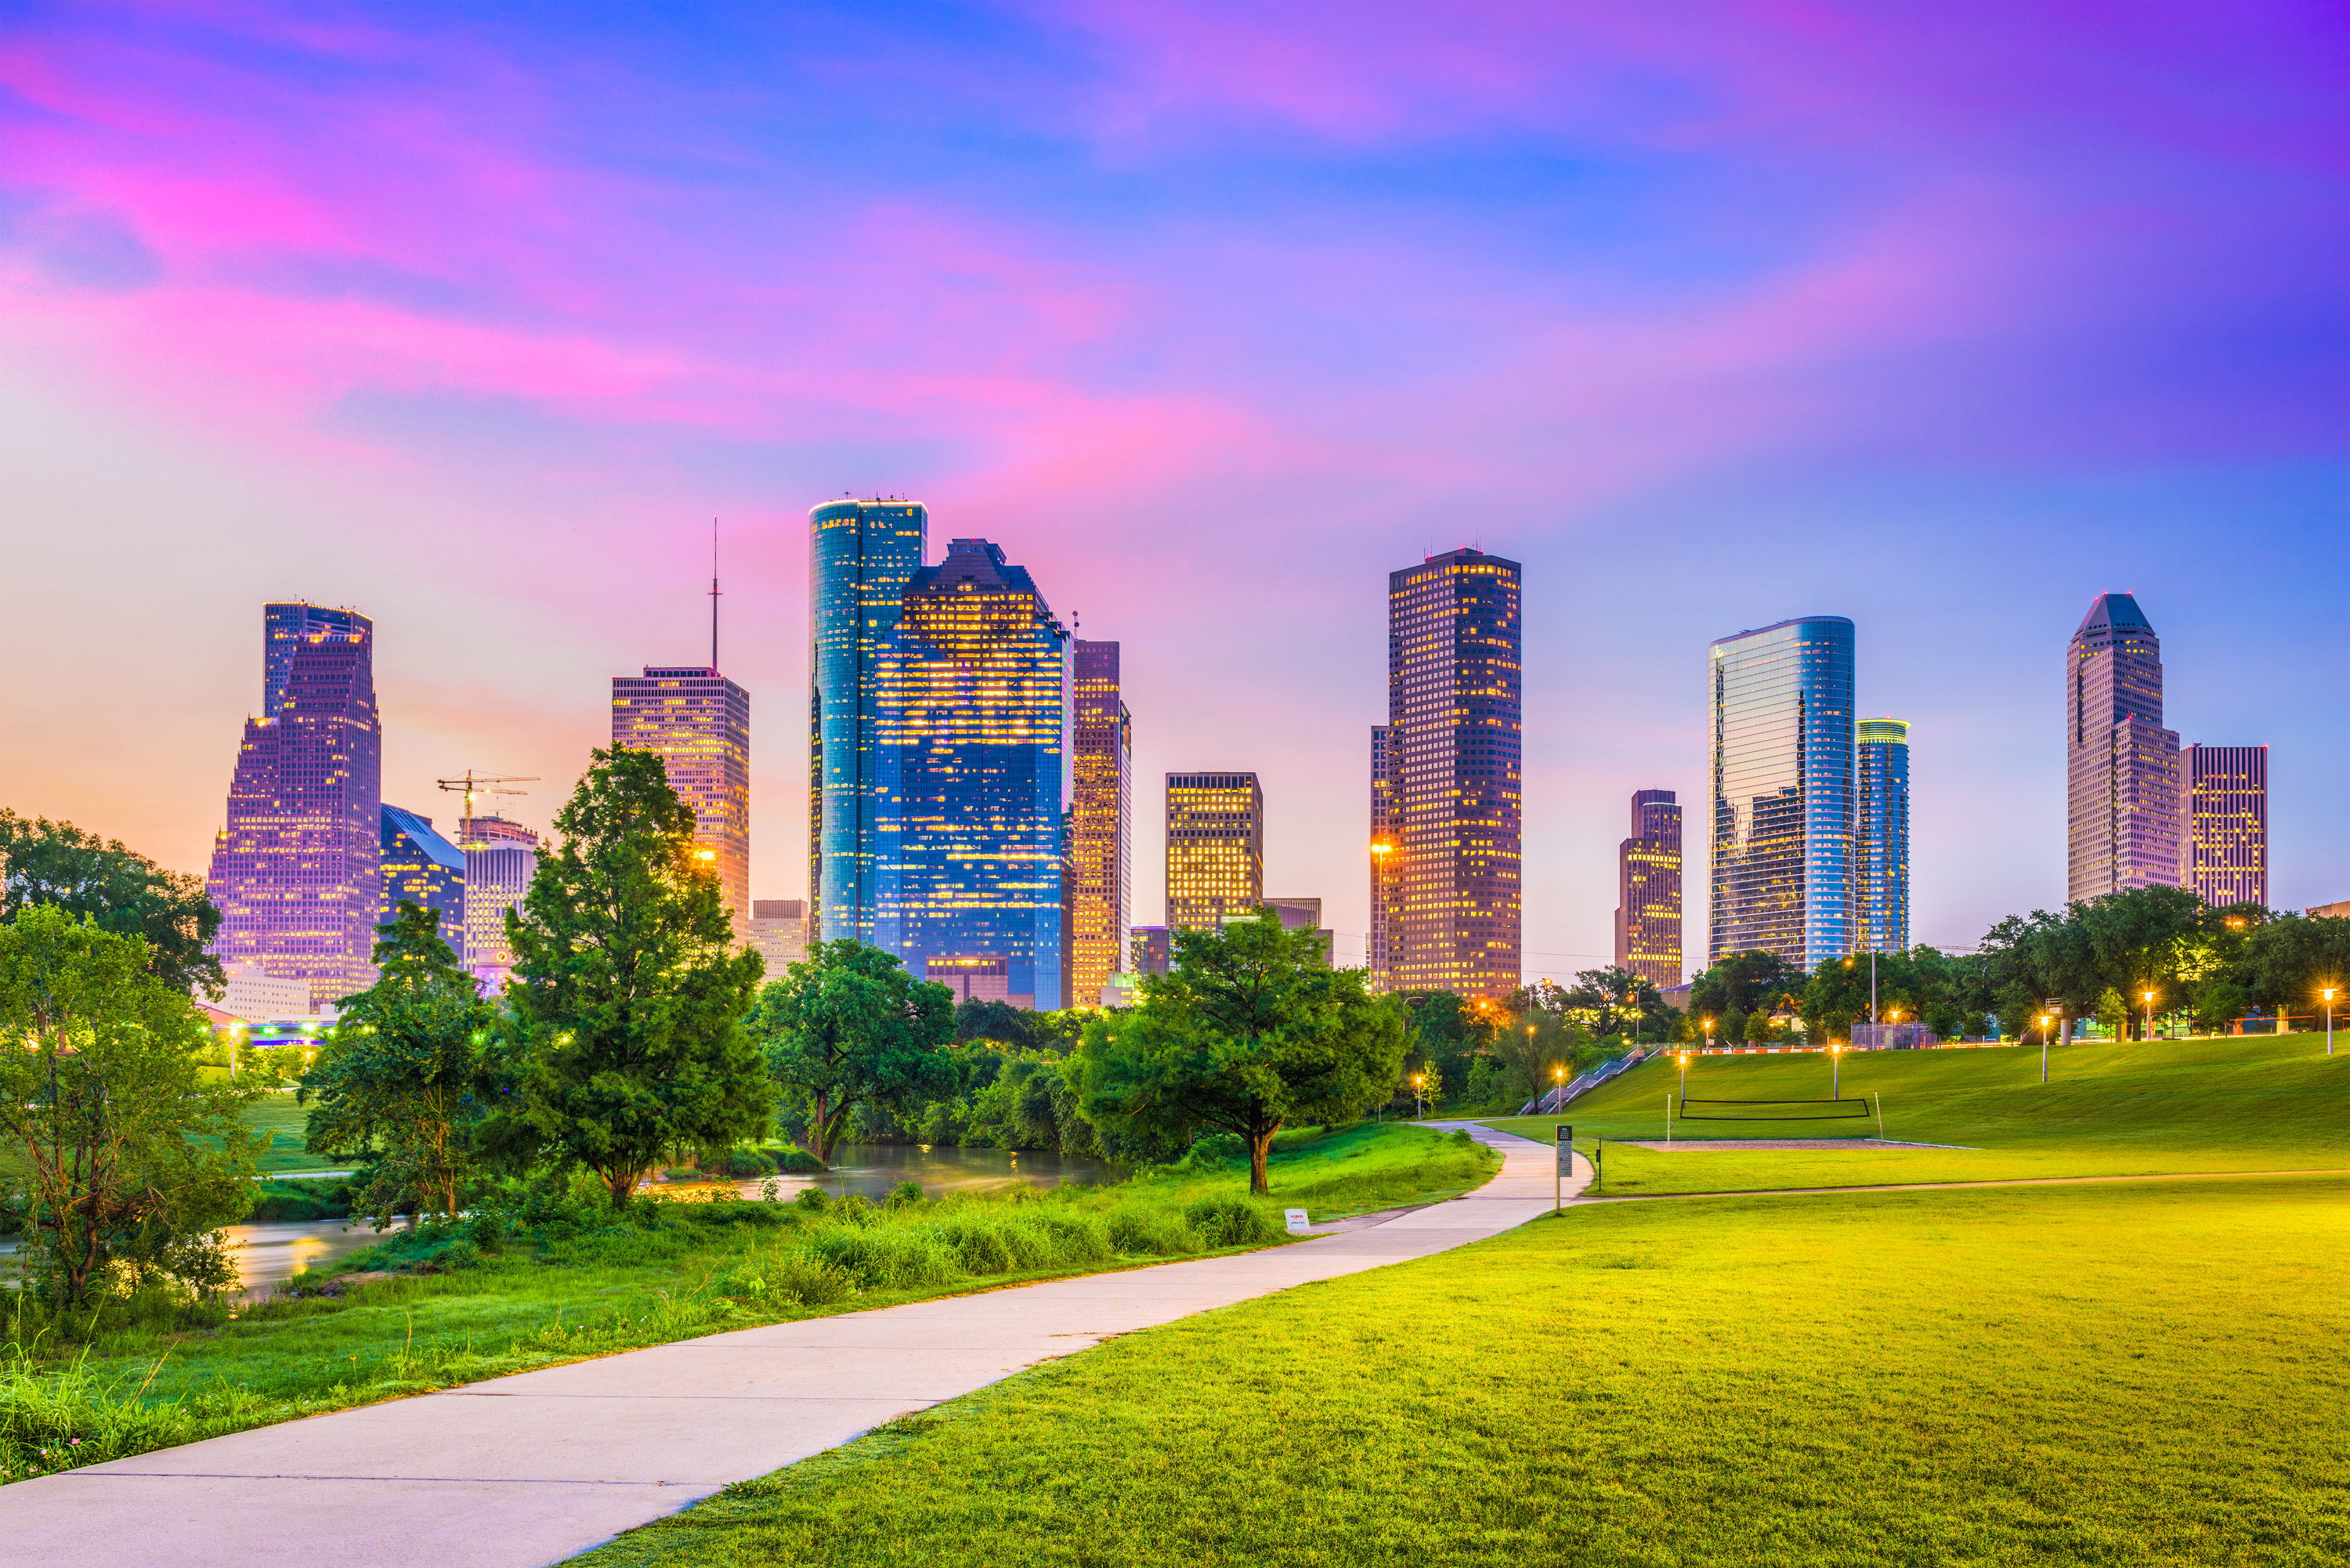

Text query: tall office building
(1614, 789), (1683, 990)
(873, 538), (1068, 1010)
(1166, 772), (1264, 930)
(1068, 640), (1133, 1006)
(1130, 925), (1173, 977)
(207, 603), (382, 1013)
(1261, 896), (1335, 966)
(612, 664), (750, 941)
(2066, 594), (2182, 901)
(809, 498), (929, 943)
(1386, 548), (1522, 999)
(1368, 725), (1401, 992)
(749, 898), (808, 975)
(1856, 719), (1911, 952)
(380, 806), (465, 942)
(461, 815), (538, 990)
(1708, 616), (1856, 971)
(2183, 744), (2268, 907)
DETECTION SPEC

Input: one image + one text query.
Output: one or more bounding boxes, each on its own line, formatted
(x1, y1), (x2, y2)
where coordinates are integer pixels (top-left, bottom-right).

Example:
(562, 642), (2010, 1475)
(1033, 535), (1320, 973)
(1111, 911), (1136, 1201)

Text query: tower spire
(710, 515), (721, 669)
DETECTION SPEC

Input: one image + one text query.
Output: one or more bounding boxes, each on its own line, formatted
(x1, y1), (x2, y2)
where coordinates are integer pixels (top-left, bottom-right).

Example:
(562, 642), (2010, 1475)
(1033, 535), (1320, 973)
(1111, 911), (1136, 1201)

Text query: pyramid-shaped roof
(2075, 592), (2153, 638)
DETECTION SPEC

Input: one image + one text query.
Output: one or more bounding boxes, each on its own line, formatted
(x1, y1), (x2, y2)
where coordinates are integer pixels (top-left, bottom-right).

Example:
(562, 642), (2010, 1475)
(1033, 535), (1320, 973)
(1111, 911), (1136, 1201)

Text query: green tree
(301, 902), (497, 1225)
(495, 748), (771, 1209)
(2232, 914), (2350, 1017)
(1742, 1009), (1777, 1045)
(750, 939), (956, 1163)
(0, 905), (258, 1309)
(2193, 980), (2250, 1035)
(1409, 1058), (1444, 1115)
(1716, 1009), (1746, 1048)
(2095, 987), (2130, 1040)
(1690, 951), (1806, 1024)
(0, 810), (225, 997)
(1396, 991), (1496, 1099)
(1076, 912), (1405, 1194)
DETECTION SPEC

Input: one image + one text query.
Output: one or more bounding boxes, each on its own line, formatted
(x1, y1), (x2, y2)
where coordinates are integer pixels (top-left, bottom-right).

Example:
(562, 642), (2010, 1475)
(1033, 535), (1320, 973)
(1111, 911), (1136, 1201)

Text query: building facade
(2182, 743), (2267, 908)
(872, 538), (1068, 1011)
(809, 498), (930, 944)
(380, 805), (465, 945)
(1708, 616), (1856, 972)
(1260, 896), (1334, 966)
(1068, 639), (1133, 1006)
(1856, 718), (1911, 952)
(1130, 925), (1173, 977)
(749, 898), (808, 976)
(207, 603), (382, 1013)
(2067, 593), (2182, 901)
(612, 664), (750, 941)
(461, 815), (539, 991)
(1614, 789), (1683, 990)
(1386, 548), (1522, 999)
(1166, 772), (1264, 930)
(1368, 725), (1401, 991)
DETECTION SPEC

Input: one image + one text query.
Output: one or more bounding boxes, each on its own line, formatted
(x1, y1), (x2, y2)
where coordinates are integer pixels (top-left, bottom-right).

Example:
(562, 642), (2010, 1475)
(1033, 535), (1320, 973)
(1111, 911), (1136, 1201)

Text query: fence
(1518, 1046), (1656, 1115)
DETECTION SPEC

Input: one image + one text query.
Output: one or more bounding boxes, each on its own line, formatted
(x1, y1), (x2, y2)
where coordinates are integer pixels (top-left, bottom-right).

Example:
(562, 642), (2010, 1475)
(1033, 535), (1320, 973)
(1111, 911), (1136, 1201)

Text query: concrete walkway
(1571, 1164), (2350, 1204)
(4, 1125), (1578, 1568)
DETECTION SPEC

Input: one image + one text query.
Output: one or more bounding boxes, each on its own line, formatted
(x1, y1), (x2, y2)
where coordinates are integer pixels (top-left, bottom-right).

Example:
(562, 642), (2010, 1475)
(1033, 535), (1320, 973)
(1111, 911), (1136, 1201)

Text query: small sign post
(1554, 1124), (1572, 1212)
(1284, 1208), (1311, 1235)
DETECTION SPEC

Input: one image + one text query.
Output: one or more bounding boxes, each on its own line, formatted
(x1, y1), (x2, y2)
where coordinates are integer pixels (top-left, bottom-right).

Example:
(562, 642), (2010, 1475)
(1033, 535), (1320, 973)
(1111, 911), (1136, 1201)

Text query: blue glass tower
(809, 498), (928, 943)
(873, 539), (1069, 1010)
(1708, 616), (1855, 972)
(379, 805), (465, 941)
(1856, 718), (1910, 953)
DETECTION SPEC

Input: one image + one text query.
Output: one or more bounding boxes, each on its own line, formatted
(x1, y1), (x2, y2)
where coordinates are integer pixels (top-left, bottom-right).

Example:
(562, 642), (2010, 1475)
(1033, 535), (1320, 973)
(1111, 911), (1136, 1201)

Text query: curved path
(3, 1125), (1574, 1568)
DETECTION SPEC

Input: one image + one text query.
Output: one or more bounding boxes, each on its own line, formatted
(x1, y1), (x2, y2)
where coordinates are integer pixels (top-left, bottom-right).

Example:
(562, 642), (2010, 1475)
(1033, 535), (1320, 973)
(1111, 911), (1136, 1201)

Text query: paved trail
(5, 1125), (1574, 1568)
(1572, 1165), (2350, 1204)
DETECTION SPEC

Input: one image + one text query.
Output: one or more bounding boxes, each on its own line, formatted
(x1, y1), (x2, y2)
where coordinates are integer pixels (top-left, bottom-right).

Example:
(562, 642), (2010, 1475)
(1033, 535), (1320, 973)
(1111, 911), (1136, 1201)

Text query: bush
(1174, 1133), (1246, 1172)
(888, 1180), (925, 1209)
(771, 1143), (826, 1173)
(1104, 1206), (1204, 1257)
(768, 1252), (855, 1306)
(1184, 1194), (1284, 1248)
(707, 1147), (776, 1178)
(794, 1187), (831, 1215)
(804, 1225), (959, 1291)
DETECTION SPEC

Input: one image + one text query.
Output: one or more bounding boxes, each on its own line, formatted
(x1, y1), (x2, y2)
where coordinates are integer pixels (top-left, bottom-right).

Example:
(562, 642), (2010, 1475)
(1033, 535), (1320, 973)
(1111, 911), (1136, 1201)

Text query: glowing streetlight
(1704, 1017), (1716, 1052)
(1830, 1040), (1842, 1097)
(2323, 985), (2337, 1057)
(2039, 1014), (2053, 1085)
(1412, 1071), (1426, 1119)
(1551, 1061), (1565, 1110)
(2142, 988), (2157, 1043)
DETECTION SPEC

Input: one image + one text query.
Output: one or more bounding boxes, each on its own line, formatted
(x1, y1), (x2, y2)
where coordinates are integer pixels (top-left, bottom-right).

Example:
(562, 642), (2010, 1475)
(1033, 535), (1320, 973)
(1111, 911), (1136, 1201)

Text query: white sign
(1284, 1209), (1311, 1234)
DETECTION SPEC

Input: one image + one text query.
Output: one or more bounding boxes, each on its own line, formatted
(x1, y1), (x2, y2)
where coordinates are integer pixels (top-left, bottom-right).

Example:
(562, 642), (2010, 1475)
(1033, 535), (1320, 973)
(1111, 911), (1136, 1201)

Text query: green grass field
(4, 1122), (1490, 1484)
(571, 1173), (2350, 1567)
(1482, 1031), (2350, 1194)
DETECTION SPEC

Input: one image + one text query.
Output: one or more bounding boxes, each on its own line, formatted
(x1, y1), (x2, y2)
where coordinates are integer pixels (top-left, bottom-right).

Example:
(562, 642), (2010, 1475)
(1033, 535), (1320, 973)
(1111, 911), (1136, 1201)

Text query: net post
(1875, 1092), (1884, 1141)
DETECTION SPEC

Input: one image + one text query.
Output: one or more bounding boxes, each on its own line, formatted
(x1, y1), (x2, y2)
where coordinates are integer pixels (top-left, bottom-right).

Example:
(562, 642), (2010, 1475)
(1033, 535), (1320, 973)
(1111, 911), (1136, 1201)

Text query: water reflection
(0, 1219), (388, 1298)
(749, 1143), (1111, 1201)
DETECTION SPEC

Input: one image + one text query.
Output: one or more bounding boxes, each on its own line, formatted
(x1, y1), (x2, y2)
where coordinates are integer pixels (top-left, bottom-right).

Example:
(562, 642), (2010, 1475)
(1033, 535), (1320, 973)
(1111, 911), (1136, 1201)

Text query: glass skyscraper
(612, 664), (750, 941)
(872, 538), (1068, 1010)
(380, 804), (465, 941)
(1708, 616), (1855, 972)
(1166, 772), (1263, 931)
(809, 498), (929, 945)
(1614, 789), (1683, 989)
(1068, 639), (1132, 1007)
(208, 603), (383, 1013)
(1856, 718), (1910, 953)
(461, 815), (538, 990)
(2183, 743), (2267, 908)
(1367, 725), (1401, 992)
(2066, 593), (2182, 901)
(1386, 548), (1522, 999)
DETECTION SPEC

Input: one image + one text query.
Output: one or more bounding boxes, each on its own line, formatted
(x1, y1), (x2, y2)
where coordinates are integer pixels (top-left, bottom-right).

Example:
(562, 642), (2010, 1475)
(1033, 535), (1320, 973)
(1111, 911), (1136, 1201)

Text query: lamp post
(1830, 1040), (1842, 1097)
(1412, 1072), (1426, 1120)
(2142, 989), (2157, 1043)
(2039, 1014), (2052, 1085)
(1676, 1052), (1689, 1100)
(1552, 1063), (1566, 1111)
(2323, 986), (2337, 1057)
(1704, 1017), (1715, 1053)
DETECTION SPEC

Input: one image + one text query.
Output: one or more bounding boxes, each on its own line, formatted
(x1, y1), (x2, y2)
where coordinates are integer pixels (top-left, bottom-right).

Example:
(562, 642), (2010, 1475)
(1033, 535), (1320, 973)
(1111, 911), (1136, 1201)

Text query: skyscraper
(809, 498), (929, 944)
(380, 805), (465, 941)
(1368, 726), (1401, 992)
(749, 898), (808, 974)
(611, 664), (750, 940)
(2066, 594), (2182, 901)
(2183, 743), (2268, 907)
(1386, 548), (1522, 999)
(207, 603), (382, 1013)
(461, 814), (538, 990)
(1614, 789), (1683, 990)
(1708, 616), (1856, 971)
(1166, 772), (1263, 930)
(873, 538), (1069, 1011)
(1068, 639), (1133, 1007)
(1856, 719), (1911, 953)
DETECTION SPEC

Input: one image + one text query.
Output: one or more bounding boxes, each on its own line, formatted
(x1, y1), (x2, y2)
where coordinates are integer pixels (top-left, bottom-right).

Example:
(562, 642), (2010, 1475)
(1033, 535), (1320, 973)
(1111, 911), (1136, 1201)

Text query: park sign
(1284, 1209), (1311, 1234)
(1556, 1125), (1573, 1175)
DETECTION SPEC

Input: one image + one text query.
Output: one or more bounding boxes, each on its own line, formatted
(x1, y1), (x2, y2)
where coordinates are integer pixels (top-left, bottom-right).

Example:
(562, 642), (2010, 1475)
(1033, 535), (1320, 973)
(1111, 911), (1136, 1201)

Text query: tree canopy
(0, 809), (225, 997)
(748, 938), (956, 1162)
(493, 747), (771, 1208)
(1075, 912), (1405, 1194)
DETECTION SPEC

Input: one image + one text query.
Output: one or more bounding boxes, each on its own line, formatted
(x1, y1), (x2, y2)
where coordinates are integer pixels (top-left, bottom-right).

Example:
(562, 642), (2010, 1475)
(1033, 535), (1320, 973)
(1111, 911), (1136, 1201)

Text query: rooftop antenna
(435, 771), (538, 850)
(709, 515), (721, 670)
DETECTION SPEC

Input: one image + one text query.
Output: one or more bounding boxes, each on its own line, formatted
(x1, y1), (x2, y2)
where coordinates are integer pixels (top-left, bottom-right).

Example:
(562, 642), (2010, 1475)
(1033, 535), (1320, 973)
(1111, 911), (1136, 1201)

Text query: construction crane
(435, 771), (538, 848)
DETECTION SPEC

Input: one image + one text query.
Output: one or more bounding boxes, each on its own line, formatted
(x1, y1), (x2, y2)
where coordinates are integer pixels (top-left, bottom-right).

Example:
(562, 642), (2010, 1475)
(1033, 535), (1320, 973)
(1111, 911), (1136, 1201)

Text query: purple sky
(3, 2), (2345, 975)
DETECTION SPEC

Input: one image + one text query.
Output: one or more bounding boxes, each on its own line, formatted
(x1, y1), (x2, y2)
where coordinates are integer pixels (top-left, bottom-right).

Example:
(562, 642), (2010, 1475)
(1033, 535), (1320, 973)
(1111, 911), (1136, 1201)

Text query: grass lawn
(571, 1173), (2350, 1567)
(1483, 1031), (2350, 1194)
(237, 1089), (348, 1174)
(3, 1122), (1491, 1483)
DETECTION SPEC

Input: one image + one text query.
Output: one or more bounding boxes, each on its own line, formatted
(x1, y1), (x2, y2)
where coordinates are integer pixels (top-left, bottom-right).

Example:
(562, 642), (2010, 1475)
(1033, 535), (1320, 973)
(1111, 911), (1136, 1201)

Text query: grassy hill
(1482, 1031), (2350, 1193)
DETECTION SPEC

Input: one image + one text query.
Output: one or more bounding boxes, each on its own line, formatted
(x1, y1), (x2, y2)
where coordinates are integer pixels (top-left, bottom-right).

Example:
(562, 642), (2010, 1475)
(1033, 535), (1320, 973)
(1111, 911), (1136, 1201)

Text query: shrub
(888, 1180), (925, 1209)
(794, 1188), (832, 1215)
(705, 1147), (776, 1178)
(1175, 1133), (1246, 1172)
(804, 1225), (960, 1291)
(833, 1193), (873, 1223)
(1184, 1194), (1283, 1248)
(1030, 1211), (1112, 1266)
(768, 1252), (855, 1306)
(1105, 1206), (1203, 1257)
(771, 1143), (826, 1173)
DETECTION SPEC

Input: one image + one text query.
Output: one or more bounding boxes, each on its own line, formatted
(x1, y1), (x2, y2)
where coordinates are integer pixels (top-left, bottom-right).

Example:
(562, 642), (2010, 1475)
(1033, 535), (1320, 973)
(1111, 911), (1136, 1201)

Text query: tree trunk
(1247, 1121), (1281, 1195)
(606, 1165), (639, 1210)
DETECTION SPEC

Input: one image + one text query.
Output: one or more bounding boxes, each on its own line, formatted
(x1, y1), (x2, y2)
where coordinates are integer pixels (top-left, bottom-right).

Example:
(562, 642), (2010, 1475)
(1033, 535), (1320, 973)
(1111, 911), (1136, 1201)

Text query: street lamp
(1412, 1071), (1426, 1119)
(2142, 988), (2157, 1043)
(1704, 1017), (1715, 1052)
(2039, 1014), (2052, 1085)
(1552, 1062), (1566, 1111)
(2323, 986), (2337, 1057)
(1676, 1052), (1690, 1100)
(1830, 1040), (1842, 1097)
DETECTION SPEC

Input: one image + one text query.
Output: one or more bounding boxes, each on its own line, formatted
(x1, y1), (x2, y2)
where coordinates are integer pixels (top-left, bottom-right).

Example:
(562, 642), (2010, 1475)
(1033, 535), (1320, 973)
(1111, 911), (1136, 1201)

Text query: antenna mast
(710, 515), (721, 670)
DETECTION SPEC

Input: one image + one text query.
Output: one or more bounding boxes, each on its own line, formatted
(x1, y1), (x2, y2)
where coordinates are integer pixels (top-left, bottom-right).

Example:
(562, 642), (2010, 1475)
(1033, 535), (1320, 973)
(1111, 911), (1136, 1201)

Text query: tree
(495, 748), (771, 1209)
(0, 810), (225, 997)
(301, 903), (497, 1225)
(2193, 980), (2250, 1035)
(750, 939), (956, 1162)
(1076, 912), (1405, 1194)
(2233, 915), (2350, 1016)
(2096, 987), (2130, 1040)
(1689, 951), (1805, 1024)
(0, 905), (258, 1309)
(1742, 1009), (1776, 1046)
(1396, 991), (1497, 1099)
(1716, 1009), (1746, 1048)
(1559, 965), (1664, 1040)
(1410, 1059), (1444, 1115)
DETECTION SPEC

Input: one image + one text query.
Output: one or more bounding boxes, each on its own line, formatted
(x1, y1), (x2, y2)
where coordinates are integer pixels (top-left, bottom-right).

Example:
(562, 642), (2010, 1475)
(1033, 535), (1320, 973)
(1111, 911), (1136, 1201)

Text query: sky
(2, 0), (2345, 976)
